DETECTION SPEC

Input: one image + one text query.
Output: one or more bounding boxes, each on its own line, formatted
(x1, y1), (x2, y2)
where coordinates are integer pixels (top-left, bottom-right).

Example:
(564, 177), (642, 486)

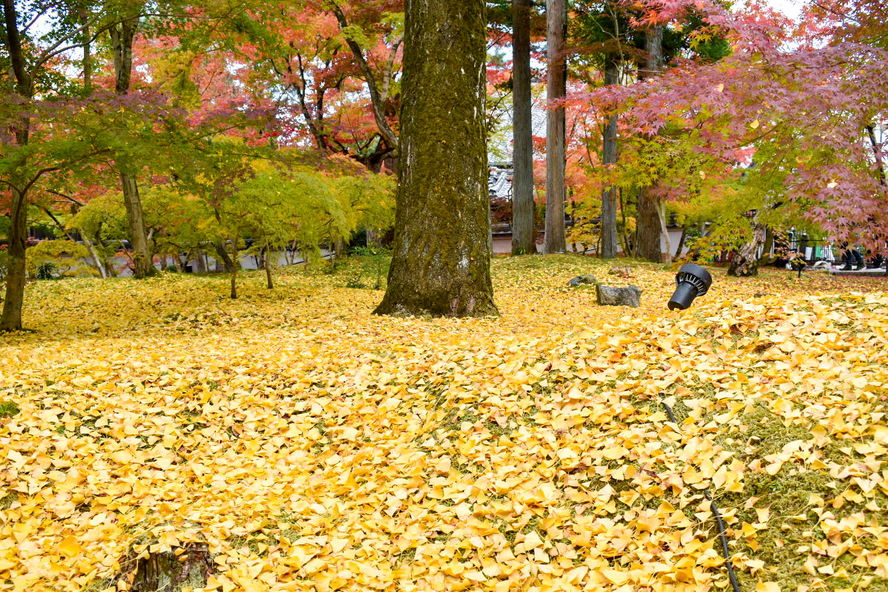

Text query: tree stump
(130, 543), (212, 592)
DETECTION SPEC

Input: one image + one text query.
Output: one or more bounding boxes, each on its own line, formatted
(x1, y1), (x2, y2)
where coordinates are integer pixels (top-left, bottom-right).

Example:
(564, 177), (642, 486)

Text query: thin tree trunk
(635, 24), (666, 263)
(86, 241), (107, 278)
(374, 0), (497, 317)
(265, 248), (274, 289)
(329, 6), (399, 152)
(94, 230), (118, 277)
(600, 61), (619, 259)
(42, 205), (108, 278)
(618, 188), (635, 257)
(213, 242), (234, 273)
(119, 172), (153, 277)
(675, 225), (688, 259)
(866, 124), (886, 185)
(543, 0), (567, 254)
(81, 12), (92, 94)
(511, 0), (535, 255)
(657, 198), (671, 263)
(229, 237), (238, 299)
(111, 13), (153, 278)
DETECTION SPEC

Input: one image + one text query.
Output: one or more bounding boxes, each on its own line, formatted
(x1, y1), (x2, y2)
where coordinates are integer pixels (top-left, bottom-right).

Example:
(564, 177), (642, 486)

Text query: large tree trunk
(1, 0), (33, 331)
(511, 0), (535, 255)
(636, 186), (662, 262)
(374, 0), (497, 317)
(600, 60), (620, 259)
(111, 13), (153, 278)
(728, 224), (766, 277)
(543, 0), (567, 254)
(1, 185), (28, 331)
(635, 25), (665, 263)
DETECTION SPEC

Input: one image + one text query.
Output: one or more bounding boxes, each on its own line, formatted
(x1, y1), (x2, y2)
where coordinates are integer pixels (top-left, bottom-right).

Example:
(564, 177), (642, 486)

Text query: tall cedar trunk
(1, 0), (32, 331)
(600, 60), (620, 259)
(374, 0), (497, 317)
(635, 24), (665, 263)
(111, 15), (153, 278)
(543, 0), (567, 254)
(511, 0), (535, 255)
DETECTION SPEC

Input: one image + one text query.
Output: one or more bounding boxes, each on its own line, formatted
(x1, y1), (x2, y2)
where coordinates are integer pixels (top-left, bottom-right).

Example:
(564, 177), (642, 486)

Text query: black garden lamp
(668, 263), (713, 310)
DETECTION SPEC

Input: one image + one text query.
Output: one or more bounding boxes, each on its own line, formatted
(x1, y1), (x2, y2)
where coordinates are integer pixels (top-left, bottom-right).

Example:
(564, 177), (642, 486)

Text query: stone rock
(596, 284), (642, 307)
(567, 274), (598, 287)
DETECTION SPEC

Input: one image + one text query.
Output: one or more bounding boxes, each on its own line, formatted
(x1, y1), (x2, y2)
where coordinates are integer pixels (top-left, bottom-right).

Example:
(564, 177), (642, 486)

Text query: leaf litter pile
(1, 256), (887, 592)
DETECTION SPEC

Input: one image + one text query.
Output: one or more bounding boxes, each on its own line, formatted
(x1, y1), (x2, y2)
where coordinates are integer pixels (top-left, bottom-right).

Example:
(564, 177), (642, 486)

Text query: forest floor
(1, 255), (887, 592)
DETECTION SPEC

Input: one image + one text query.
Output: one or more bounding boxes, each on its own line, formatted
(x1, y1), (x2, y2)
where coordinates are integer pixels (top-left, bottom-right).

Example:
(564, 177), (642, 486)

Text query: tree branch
(327, 3), (399, 152)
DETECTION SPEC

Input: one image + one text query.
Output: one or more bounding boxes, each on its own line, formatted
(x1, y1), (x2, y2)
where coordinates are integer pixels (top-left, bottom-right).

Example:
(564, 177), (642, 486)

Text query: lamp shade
(668, 263), (712, 310)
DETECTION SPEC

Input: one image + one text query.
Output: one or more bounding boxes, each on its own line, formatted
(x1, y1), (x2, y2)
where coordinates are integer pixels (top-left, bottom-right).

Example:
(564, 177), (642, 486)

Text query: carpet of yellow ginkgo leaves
(1, 256), (887, 592)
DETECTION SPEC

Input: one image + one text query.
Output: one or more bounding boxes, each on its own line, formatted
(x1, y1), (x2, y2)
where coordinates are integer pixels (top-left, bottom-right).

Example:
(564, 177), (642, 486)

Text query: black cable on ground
(661, 400), (742, 592)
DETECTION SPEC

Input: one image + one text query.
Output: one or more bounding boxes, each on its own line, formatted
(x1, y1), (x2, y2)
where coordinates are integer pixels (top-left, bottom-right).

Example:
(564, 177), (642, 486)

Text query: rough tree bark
(1, 0), (33, 331)
(511, 0), (536, 255)
(636, 186), (661, 261)
(543, 0), (567, 254)
(636, 24), (666, 263)
(111, 10), (154, 278)
(373, 0), (497, 317)
(729, 224), (766, 277)
(600, 59), (620, 259)
(130, 543), (211, 592)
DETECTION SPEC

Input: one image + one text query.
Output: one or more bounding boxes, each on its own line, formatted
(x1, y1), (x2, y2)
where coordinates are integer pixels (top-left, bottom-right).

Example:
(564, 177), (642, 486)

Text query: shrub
(26, 240), (98, 279)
